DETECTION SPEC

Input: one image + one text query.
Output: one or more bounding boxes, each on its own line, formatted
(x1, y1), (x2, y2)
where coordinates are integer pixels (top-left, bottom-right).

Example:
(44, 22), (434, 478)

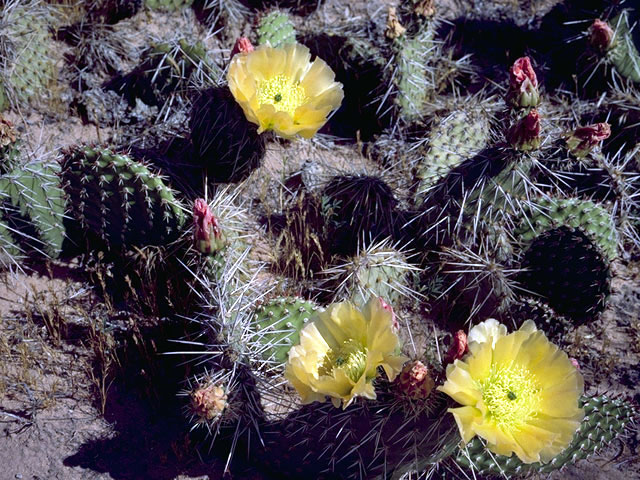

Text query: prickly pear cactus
(519, 226), (611, 322)
(107, 38), (215, 107)
(190, 87), (266, 183)
(257, 10), (296, 48)
(319, 241), (417, 307)
(252, 297), (320, 364)
(414, 105), (492, 203)
(516, 197), (618, 260)
(61, 146), (185, 249)
(0, 161), (66, 263)
(0, 1), (58, 110)
(322, 174), (397, 256)
(608, 9), (640, 83)
(455, 395), (638, 477)
(392, 23), (435, 123)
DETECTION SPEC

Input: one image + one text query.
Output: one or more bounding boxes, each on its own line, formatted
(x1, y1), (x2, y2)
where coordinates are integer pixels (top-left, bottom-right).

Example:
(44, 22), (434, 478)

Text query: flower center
(480, 364), (541, 428)
(256, 75), (307, 116)
(318, 338), (368, 382)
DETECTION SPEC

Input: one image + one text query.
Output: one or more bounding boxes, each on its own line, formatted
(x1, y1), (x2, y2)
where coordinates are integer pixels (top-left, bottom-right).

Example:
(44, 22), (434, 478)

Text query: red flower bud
(231, 37), (254, 58)
(507, 109), (541, 151)
(590, 19), (614, 51)
(445, 330), (468, 364)
(566, 122), (611, 158)
(193, 198), (225, 255)
(507, 57), (540, 108)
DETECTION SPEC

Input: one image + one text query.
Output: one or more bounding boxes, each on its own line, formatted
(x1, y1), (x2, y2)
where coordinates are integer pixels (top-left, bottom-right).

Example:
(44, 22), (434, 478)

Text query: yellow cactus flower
(438, 319), (584, 464)
(285, 297), (407, 409)
(227, 43), (344, 139)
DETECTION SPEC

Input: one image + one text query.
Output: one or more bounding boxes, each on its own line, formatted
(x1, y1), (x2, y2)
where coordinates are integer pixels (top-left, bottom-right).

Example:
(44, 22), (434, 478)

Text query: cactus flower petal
(227, 43), (344, 139)
(285, 297), (407, 409)
(438, 319), (584, 464)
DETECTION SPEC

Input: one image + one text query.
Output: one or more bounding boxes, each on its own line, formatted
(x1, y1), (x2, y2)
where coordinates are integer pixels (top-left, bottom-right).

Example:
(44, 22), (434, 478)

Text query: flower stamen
(480, 365), (541, 428)
(257, 75), (307, 117)
(318, 338), (368, 382)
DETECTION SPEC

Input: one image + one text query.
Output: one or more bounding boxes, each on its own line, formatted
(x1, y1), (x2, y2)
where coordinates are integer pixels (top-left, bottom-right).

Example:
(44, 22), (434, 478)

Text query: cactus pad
(516, 197), (618, 260)
(609, 10), (640, 83)
(257, 10), (296, 49)
(518, 226), (611, 322)
(252, 297), (320, 364)
(319, 242), (416, 307)
(61, 146), (185, 248)
(0, 162), (66, 263)
(414, 106), (492, 202)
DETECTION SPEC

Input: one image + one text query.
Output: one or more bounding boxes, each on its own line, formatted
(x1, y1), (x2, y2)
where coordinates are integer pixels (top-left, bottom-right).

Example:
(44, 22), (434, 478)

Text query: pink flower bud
(566, 122), (611, 158)
(379, 297), (399, 331)
(590, 19), (614, 51)
(231, 37), (254, 58)
(395, 360), (435, 400)
(445, 330), (468, 364)
(507, 109), (541, 151)
(507, 57), (540, 108)
(570, 357), (580, 370)
(193, 198), (225, 255)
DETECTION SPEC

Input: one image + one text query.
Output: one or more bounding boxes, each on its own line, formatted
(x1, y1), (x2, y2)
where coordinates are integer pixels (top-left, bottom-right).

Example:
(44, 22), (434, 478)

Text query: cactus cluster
(2, 2), (639, 480)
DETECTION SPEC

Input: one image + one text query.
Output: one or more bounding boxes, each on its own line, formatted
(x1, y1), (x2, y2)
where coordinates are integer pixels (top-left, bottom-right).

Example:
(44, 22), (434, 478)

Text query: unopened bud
(508, 109), (541, 151)
(507, 56), (540, 108)
(191, 383), (228, 421)
(445, 330), (468, 364)
(570, 357), (580, 370)
(590, 19), (614, 51)
(566, 122), (611, 158)
(396, 360), (435, 400)
(231, 37), (254, 58)
(414, 0), (435, 18)
(0, 115), (16, 148)
(385, 6), (406, 39)
(193, 198), (226, 255)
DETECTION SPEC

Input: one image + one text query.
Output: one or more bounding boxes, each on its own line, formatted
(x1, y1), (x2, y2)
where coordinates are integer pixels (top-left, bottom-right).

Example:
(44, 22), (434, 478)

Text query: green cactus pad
(456, 394), (638, 477)
(393, 24), (435, 123)
(252, 297), (320, 364)
(516, 197), (618, 260)
(414, 107), (492, 204)
(608, 10), (640, 83)
(0, 3), (57, 109)
(257, 10), (296, 49)
(320, 243), (416, 308)
(0, 162), (66, 262)
(61, 146), (185, 248)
